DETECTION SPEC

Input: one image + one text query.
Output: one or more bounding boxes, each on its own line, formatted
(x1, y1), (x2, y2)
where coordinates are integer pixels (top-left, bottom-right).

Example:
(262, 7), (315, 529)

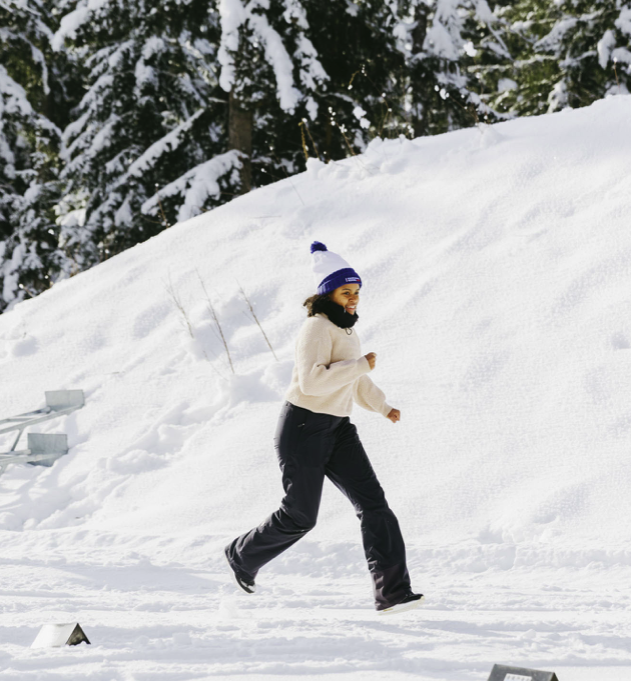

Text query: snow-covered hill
(2, 96), (631, 680)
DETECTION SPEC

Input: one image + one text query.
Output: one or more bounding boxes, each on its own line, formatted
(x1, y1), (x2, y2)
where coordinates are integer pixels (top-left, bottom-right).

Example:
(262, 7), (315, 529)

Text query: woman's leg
(324, 417), (411, 611)
(225, 403), (339, 581)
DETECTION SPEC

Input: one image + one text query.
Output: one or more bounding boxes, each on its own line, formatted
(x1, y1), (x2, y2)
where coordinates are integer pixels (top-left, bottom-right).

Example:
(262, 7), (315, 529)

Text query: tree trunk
(412, 4), (429, 138)
(324, 115), (333, 162)
(412, 3), (428, 54)
(228, 91), (253, 193)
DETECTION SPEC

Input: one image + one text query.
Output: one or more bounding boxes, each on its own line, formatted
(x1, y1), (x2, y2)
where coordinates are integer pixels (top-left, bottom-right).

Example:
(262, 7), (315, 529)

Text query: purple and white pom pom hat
(310, 241), (362, 295)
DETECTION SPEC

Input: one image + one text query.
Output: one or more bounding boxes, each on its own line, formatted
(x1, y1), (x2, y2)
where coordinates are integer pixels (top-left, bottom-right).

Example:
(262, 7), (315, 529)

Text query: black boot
(377, 591), (423, 615)
(224, 546), (256, 594)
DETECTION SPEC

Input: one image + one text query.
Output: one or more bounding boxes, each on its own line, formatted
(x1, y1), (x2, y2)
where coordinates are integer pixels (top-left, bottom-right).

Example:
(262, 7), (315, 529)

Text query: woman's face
(329, 283), (360, 315)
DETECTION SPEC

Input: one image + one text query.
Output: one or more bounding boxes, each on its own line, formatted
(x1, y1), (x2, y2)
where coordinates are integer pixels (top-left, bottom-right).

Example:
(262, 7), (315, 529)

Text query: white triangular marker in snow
(31, 623), (91, 649)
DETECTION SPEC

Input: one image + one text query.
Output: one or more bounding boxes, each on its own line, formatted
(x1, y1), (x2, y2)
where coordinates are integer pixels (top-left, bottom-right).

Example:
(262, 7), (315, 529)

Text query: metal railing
(0, 390), (85, 476)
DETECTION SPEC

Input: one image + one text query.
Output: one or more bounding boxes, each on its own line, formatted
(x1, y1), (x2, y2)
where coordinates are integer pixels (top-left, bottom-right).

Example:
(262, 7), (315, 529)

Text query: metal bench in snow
(0, 390), (85, 475)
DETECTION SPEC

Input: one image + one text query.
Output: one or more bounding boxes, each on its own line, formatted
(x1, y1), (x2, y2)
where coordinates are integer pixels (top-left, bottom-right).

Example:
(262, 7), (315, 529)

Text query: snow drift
(1, 95), (631, 680)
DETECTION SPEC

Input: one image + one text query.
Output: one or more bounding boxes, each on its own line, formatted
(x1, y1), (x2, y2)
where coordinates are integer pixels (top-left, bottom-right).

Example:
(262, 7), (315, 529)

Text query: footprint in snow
(11, 335), (39, 357)
(611, 332), (630, 350)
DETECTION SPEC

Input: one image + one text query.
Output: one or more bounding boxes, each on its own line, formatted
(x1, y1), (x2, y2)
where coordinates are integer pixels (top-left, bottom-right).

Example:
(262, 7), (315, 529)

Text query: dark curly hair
(303, 293), (331, 317)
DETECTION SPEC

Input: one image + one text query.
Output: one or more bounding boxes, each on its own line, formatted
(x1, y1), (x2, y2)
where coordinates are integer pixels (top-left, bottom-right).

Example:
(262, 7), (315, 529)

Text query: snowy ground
(2, 95), (631, 679)
(3, 535), (631, 680)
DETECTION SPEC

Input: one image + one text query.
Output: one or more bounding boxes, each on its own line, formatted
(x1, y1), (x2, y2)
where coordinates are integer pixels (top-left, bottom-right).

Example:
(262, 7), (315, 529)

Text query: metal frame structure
(487, 664), (559, 681)
(0, 390), (85, 475)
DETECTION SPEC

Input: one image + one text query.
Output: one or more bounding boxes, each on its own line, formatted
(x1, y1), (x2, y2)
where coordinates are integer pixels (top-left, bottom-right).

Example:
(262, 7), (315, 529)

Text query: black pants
(225, 402), (411, 610)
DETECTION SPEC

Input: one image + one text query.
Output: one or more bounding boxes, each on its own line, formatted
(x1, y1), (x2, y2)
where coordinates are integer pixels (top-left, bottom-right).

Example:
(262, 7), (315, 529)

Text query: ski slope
(1, 95), (631, 680)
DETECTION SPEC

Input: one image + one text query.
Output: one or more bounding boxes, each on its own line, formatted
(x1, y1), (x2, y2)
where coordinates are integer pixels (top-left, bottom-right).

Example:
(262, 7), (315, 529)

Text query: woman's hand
(387, 409), (400, 424)
(364, 352), (377, 370)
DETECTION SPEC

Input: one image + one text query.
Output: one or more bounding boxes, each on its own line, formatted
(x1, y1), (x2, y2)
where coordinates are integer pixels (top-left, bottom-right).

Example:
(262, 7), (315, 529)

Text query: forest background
(1, 0), (630, 313)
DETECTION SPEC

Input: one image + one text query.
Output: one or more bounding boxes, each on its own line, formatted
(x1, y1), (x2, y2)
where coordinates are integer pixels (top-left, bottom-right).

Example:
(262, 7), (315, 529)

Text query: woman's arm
(352, 374), (393, 418)
(296, 319), (371, 396)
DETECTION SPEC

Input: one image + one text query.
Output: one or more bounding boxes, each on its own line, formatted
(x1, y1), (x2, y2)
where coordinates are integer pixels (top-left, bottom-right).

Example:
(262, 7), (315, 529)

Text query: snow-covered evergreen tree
(216, 0), (329, 186)
(55, 0), (410, 271)
(485, 0), (631, 117)
(597, 3), (631, 95)
(0, 0), (66, 312)
(538, 0), (631, 111)
(53, 0), (241, 268)
(219, 0), (421, 173)
(7, 0), (630, 314)
(394, 0), (512, 137)
(299, 0), (408, 156)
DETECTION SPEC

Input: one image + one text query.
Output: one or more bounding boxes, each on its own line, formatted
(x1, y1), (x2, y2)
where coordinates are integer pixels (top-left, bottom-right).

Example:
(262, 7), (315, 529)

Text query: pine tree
(298, 0), (409, 157)
(537, 0), (631, 111)
(0, 0), (66, 312)
(593, 1), (631, 96)
(219, 0), (420, 177)
(395, 0), (512, 138)
(54, 0), (241, 269)
(216, 0), (329, 187)
(484, 0), (631, 118)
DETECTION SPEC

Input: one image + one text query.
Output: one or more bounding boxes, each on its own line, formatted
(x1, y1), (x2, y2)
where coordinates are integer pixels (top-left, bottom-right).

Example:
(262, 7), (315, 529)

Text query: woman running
(225, 241), (422, 614)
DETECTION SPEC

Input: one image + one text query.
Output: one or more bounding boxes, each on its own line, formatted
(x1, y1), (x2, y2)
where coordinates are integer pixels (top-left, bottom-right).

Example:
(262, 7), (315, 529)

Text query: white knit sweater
(285, 313), (393, 418)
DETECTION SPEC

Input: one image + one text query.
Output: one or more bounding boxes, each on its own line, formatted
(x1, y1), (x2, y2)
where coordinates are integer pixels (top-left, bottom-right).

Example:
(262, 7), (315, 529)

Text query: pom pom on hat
(310, 241), (361, 295)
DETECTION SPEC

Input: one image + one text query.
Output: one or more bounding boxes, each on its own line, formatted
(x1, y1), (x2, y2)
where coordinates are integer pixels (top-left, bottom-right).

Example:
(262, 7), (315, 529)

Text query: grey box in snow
(487, 665), (559, 681)
(27, 433), (68, 466)
(45, 390), (85, 412)
(31, 623), (91, 649)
